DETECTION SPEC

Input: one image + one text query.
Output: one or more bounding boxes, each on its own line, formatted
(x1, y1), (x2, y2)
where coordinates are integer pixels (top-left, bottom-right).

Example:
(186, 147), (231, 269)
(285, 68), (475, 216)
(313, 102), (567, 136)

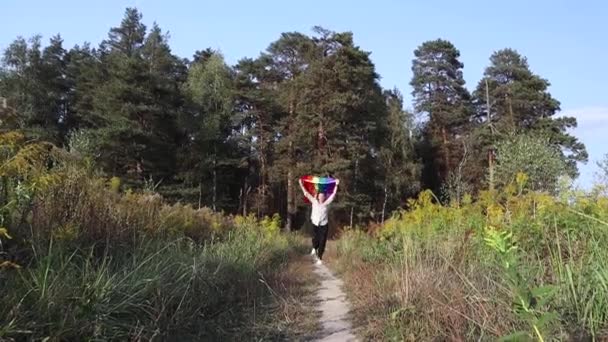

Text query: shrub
(495, 134), (568, 193)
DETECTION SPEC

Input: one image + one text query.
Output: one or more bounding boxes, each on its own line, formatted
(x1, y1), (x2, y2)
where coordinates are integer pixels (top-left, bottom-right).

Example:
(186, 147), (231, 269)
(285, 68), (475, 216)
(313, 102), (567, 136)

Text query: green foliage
(378, 89), (421, 218)
(410, 39), (472, 191)
(180, 51), (235, 210)
(1, 7), (589, 224)
(335, 184), (608, 340)
(67, 129), (96, 158)
(0, 130), (307, 340)
(0, 229), (304, 340)
(74, 8), (185, 183)
(484, 228), (557, 341)
(495, 134), (568, 192)
(185, 53), (233, 120)
(232, 27), (407, 224)
(0, 35), (67, 143)
(470, 49), (587, 184)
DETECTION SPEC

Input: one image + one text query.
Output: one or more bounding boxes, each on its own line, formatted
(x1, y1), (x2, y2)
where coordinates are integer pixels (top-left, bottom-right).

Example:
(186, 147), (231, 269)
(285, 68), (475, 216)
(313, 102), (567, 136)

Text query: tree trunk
(212, 145), (217, 212)
(441, 127), (450, 179)
(239, 183), (247, 217)
(381, 182), (388, 224)
(350, 159), (359, 229)
(286, 100), (295, 231)
(287, 172), (294, 230)
(198, 178), (203, 210)
(260, 152), (267, 216)
(507, 93), (515, 133)
(243, 184), (248, 216)
(488, 149), (495, 192)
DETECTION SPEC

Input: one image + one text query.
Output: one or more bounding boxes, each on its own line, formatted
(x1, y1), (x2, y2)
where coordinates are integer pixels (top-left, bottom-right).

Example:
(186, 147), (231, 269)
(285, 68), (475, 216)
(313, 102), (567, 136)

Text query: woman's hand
(336, 179), (340, 185)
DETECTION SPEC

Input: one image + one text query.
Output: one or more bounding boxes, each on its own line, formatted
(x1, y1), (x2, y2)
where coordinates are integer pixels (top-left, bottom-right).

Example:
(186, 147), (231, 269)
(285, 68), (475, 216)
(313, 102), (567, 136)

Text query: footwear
(315, 259), (322, 265)
(310, 248), (317, 256)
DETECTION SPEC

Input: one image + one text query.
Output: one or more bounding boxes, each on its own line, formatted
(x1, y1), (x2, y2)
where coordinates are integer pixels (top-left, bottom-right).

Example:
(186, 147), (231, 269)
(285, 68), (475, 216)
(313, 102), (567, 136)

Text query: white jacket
(300, 181), (337, 226)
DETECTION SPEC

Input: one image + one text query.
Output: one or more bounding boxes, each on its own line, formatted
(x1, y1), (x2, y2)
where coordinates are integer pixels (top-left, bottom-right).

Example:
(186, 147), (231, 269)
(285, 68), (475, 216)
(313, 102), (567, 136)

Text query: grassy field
(1, 230), (318, 341)
(0, 134), (320, 341)
(8, 129), (608, 341)
(333, 184), (608, 341)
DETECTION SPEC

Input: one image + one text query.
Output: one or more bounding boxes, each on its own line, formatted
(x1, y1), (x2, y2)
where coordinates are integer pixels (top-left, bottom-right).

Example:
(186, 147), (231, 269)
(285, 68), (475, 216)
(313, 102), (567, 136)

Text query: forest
(0, 8), (588, 229)
(2, 7), (607, 341)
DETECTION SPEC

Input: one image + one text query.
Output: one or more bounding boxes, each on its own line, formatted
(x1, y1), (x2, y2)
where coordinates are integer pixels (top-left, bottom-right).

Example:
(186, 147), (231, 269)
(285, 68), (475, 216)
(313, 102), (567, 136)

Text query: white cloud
(561, 106), (607, 121)
(559, 107), (608, 132)
(558, 107), (608, 190)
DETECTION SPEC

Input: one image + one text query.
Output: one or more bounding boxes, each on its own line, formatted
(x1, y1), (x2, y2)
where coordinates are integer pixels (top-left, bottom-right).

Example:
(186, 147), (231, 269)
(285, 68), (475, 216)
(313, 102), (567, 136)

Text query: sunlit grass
(335, 184), (608, 340)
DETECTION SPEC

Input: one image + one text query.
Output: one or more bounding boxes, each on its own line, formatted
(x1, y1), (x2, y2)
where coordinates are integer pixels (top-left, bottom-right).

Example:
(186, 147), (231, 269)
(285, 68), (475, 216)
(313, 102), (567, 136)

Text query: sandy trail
(311, 258), (358, 342)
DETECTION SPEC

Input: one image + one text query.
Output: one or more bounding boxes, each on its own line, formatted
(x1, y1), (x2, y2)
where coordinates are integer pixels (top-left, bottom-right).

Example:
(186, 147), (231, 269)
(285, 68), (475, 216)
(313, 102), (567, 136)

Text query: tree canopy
(0, 8), (587, 227)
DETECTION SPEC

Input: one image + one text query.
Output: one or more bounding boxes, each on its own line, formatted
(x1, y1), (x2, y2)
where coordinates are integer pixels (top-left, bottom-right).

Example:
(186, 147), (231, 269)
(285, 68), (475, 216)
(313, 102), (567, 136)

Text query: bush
(15, 165), (243, 257)
(495, 134), (568, 192)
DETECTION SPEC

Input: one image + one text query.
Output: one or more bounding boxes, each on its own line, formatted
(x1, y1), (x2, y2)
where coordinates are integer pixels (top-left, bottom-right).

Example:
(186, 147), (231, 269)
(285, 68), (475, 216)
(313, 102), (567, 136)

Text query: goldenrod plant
(335, 172), (608, 341)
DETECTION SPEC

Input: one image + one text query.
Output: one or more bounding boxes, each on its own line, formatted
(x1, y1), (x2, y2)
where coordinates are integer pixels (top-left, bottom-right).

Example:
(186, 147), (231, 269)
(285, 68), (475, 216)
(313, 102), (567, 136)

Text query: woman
(298, 177), (339, 265)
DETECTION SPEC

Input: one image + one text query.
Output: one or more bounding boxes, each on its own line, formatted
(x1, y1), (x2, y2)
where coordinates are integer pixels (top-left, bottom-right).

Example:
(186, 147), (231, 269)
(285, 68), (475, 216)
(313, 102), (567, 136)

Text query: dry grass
(328, 237), (519, 341)
(222, 234), (322, 341)
(251, 253), (322, 341)
(27, 168), (235, 253)
(1, 231), (319, 341)
(0, 134), (322, 340)
(329, 185), (608, 341)
(0, 160), (317, 340)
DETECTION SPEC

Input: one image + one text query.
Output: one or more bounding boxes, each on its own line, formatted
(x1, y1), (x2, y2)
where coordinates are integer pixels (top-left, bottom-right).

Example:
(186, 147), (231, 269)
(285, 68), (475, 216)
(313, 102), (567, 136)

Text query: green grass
(1, 229), (314, 341)
(0, 156), (321, 341)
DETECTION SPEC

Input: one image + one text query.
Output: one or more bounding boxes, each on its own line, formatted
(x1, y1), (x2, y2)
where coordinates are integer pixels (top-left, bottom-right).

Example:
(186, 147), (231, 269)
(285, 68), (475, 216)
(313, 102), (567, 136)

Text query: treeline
(0, 8), (586, 227)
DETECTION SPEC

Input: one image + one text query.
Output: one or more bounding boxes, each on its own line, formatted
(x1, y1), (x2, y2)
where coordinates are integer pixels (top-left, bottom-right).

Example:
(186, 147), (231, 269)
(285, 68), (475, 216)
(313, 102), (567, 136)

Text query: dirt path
(311, 257), (358, 342)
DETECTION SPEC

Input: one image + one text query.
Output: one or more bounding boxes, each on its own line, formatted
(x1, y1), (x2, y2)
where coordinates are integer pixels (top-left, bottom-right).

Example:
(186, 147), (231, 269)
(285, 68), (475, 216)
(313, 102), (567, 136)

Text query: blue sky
(2, 0), (607, 189)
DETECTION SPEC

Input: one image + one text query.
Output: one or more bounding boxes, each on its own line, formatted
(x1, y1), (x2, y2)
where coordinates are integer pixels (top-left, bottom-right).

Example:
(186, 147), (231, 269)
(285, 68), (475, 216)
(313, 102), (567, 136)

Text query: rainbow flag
(300, 175), (337, 203)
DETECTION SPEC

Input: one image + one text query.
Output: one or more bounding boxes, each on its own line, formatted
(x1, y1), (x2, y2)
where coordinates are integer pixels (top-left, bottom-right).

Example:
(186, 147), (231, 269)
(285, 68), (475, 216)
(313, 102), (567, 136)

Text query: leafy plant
(484, 228), (556, 341)
(495, 134), (568, 193)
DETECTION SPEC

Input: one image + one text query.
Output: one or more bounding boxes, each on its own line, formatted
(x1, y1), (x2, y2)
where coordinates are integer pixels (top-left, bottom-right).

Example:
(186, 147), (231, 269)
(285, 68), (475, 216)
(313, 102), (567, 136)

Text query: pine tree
(102, 8), (146, 57)
(182, 52), (234, 210)
(294, 28), (388, 226)
(0, 35), (67, 142)
(472, 48), (587, 179)
(88, 8), (184, 182)
(141, 23), (186, 183)
(378, 89), (420, 221)
(410, 39), (472, 192)
(233, 55), (283, 216)
(263, 32), (316, 230)
(40, 35), (69, 141)
(64, 43), (103, 132)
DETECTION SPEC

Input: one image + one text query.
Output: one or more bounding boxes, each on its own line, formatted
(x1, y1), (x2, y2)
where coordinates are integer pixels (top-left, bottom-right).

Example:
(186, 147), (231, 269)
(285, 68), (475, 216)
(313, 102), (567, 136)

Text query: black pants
(312, 224), (329, 260)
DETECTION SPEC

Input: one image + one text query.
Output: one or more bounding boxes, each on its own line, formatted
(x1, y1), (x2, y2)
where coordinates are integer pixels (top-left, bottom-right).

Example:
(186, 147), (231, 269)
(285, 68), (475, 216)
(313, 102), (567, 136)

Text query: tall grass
(0, 133), (312, 340)
(1, 229), (306, 340)
(335, 184), (608, 341)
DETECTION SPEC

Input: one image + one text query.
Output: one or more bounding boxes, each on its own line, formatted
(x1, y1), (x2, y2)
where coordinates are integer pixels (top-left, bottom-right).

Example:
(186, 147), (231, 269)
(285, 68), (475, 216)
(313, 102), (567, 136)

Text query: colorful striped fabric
(300, 175), (337, 203)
